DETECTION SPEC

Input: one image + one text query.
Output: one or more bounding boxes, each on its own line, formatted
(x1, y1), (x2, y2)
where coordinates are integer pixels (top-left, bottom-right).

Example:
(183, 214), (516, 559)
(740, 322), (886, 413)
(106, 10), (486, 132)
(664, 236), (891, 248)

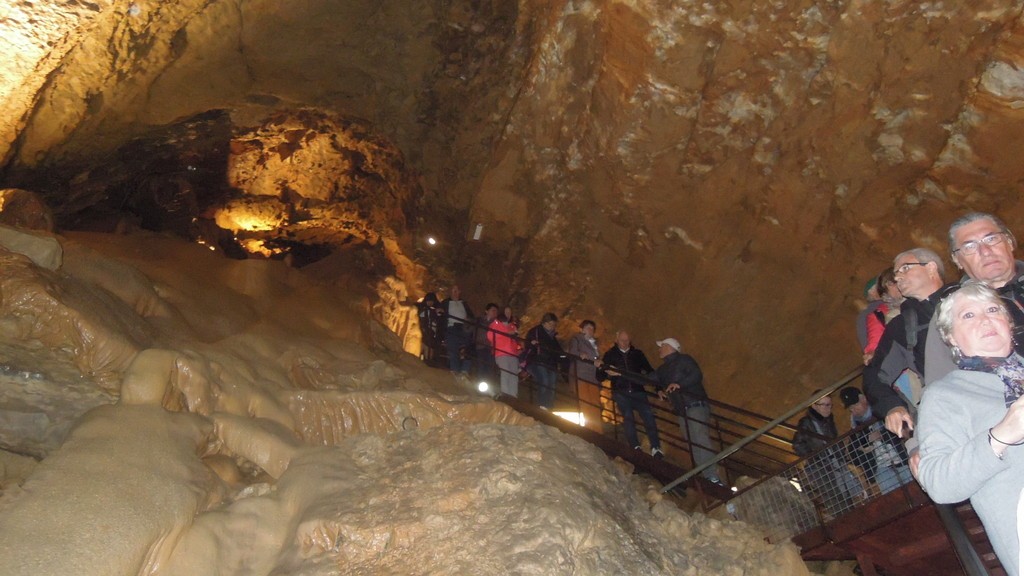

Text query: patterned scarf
(957, 352), (1024, 408)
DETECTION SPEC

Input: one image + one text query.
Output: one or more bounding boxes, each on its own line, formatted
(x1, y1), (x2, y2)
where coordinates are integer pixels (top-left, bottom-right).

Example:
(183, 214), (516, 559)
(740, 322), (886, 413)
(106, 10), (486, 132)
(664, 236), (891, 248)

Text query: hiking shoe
(651, 447), (665, 459)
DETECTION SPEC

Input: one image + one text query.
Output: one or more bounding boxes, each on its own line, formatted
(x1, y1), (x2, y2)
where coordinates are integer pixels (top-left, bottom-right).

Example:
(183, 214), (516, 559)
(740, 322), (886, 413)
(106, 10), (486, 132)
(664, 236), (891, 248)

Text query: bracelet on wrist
(989, 427), (1024, 446)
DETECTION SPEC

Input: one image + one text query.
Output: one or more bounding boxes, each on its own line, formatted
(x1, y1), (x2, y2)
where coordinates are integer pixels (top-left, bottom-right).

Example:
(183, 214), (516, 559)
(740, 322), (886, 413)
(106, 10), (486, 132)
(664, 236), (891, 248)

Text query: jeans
(528, 363), (557, 409)
(446, 329), (471, 373)
(613, 389), (660, 450)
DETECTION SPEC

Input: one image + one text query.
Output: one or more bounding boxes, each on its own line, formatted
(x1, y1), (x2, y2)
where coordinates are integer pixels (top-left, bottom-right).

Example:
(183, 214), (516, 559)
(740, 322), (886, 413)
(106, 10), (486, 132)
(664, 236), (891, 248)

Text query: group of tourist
(417, 210), (1024, 574)
(799, 212), (1024, 574)
(416, 288), (725, 487)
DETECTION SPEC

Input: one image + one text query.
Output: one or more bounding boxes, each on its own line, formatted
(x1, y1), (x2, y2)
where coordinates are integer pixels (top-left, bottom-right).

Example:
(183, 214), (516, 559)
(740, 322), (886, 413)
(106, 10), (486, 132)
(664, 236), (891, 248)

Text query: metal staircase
(496, 359), (1005, 575)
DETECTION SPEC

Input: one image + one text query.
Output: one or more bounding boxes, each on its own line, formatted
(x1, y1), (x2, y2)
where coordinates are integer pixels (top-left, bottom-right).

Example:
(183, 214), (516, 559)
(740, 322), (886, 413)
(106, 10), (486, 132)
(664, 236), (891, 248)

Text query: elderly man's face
(953, 219), (1016, 288)
(616, 331), (631, 349)
(948, 295), (1013, 358)
(450, 285), (461, 300)
(893, 255), (936, 300)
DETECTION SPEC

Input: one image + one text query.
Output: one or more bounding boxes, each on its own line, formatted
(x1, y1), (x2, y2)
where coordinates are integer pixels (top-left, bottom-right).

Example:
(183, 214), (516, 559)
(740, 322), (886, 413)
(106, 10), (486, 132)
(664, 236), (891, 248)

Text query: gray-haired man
(924, 212), (1024, 386)
(862, 248), (952, 438)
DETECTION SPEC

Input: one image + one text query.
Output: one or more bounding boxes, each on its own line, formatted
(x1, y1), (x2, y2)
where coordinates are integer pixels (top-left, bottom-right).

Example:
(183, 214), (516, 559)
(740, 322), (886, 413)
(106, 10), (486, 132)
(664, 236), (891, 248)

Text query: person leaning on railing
(567, 320), (601, 386)
(489, 312), (521, 398)
(416, 292), (443, 367)
(792, 390), (864, 519)
(917, 281), (1024, 576)
(522, 312), (566, 410)
(653, 337), (724, 486)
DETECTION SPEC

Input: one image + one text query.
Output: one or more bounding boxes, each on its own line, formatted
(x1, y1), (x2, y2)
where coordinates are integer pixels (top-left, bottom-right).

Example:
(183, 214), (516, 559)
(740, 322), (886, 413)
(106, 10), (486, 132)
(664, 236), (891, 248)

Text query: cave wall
(5, 0), (1024, 412)
(466, 0), (1024, 409)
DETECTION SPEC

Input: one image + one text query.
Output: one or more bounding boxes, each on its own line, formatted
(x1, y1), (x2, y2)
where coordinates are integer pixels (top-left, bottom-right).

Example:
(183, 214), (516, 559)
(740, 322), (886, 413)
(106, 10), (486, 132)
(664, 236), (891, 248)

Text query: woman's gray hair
(934, 281), (1010, 345)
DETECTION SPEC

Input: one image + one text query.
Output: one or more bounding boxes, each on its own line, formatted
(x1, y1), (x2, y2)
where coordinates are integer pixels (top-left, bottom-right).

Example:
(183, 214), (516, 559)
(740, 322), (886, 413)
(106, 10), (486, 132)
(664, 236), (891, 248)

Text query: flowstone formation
(0, 228), (808, 575)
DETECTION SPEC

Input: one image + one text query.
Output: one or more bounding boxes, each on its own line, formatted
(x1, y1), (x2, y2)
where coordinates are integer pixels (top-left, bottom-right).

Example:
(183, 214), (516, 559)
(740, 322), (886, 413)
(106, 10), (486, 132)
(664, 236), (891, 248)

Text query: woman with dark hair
(417, 292), (442, 366)
(522, 312), (565, 410)
(863, 267), (904, 364)
(918, 281), (1024, 574)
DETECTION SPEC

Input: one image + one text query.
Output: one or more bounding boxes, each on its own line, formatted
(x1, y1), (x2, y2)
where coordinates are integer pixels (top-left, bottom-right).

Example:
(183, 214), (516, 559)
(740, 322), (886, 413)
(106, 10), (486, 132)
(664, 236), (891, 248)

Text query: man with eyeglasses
(923, 213), (1024, 386)
(863, 248), (952, 439)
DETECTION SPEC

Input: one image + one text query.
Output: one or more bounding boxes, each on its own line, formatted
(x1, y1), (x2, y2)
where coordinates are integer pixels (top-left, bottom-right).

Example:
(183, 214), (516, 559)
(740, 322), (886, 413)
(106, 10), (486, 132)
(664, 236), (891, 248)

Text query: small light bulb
(426, 236), (437, 246)
(477, 381), (489, 393)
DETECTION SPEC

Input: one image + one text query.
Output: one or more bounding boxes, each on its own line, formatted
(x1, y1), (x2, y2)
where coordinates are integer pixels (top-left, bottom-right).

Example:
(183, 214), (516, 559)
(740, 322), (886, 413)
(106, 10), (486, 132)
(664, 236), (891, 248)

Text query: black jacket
(792, 408), (840, 459)
(655, 351), (708, 413)
(523, 324), (564, 368)
(599, 346), (654, 393)
(863, 284), (954, 419)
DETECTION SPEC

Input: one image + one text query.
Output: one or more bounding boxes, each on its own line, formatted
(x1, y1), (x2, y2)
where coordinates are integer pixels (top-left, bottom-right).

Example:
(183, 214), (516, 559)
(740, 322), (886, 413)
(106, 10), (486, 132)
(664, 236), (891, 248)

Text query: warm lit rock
(0, 231), (805, 575)
(5, 1), (1024, 569)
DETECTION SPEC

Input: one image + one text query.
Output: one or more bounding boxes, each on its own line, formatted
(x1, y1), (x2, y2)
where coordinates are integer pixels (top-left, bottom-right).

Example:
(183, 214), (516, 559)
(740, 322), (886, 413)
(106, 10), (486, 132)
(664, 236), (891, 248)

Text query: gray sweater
(917, 369), (1021, 575)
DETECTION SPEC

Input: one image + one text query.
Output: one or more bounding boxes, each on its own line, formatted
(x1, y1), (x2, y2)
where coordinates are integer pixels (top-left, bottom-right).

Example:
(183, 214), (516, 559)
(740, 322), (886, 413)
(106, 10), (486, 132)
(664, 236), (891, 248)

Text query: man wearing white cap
(655, 337), (724, 486)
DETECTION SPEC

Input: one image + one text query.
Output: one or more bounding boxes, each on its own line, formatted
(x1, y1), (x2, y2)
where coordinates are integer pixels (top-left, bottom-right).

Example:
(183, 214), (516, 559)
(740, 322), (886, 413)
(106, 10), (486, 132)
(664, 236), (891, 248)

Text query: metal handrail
(660, 366), (863, 493)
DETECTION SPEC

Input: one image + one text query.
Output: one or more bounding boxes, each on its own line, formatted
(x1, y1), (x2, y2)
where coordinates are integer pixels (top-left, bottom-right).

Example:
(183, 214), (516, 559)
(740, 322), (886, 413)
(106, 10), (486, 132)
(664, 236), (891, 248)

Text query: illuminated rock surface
(2, 1), (1022, 572)
(0, 232), (806, 575)
(3, 1), (1024, 413)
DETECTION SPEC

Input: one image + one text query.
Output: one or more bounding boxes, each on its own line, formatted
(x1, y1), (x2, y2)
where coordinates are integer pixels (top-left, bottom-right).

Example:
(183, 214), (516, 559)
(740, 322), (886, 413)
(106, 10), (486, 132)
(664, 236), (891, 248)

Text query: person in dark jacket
(793, 391), (863, 519)
(440, 285), (474, 374)
(862, 248), (950, 439)
(473, 303), (499, 383)
(654, 337), (721, 484)
(599, 330), (663, 458)
(417, 292), (442, 366)
(840, 386), (910, 495)
(523, 312), (565, 409)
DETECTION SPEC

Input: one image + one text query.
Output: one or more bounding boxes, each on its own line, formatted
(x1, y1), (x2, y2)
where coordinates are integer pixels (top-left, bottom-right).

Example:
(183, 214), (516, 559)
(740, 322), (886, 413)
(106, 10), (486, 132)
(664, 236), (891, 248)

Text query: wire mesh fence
(721, 417), (916, 543)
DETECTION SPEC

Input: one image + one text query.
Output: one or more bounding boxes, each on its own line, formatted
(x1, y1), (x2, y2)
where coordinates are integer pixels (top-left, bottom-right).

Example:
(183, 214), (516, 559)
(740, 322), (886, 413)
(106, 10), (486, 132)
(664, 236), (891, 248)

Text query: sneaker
(707, 477), (727, 488)
(651, 447), (665, 459)
(633, 445), (642, 451)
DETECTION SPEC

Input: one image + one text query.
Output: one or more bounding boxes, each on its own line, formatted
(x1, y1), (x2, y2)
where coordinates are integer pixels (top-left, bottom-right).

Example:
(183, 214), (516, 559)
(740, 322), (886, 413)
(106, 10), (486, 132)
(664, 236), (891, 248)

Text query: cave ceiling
(4, 0), (1024, 410)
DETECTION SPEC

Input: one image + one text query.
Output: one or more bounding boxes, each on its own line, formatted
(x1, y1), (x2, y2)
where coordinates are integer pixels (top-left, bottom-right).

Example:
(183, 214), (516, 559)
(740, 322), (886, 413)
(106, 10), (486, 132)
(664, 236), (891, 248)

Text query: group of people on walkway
(792, 385), (911, 519)
(416, 288), (725, 486)
(797, 211), (1024, 574)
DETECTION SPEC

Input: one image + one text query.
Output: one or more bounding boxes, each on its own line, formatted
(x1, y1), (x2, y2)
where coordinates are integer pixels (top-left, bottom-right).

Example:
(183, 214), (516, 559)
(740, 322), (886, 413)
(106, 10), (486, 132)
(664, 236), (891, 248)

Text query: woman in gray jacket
(917, 281), (1024, 575)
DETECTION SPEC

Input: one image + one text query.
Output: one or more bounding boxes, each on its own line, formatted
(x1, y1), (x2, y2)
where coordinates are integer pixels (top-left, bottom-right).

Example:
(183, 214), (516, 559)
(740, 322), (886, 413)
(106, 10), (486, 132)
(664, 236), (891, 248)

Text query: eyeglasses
(954, 232), (1008, 256)
(894, 262), (928, 276)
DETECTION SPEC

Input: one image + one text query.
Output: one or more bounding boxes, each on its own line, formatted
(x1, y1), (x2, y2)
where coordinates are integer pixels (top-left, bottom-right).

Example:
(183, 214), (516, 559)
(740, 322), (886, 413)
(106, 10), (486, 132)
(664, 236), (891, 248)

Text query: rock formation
(5, 1), (1024, 412)
(0, 230), (807, 575)
(2, 1), (1024, 569)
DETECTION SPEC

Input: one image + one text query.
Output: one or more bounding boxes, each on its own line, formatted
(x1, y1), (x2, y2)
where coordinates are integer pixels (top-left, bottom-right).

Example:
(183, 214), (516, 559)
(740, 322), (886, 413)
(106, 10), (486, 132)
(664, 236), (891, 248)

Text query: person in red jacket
(489, 312), (521, 397)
